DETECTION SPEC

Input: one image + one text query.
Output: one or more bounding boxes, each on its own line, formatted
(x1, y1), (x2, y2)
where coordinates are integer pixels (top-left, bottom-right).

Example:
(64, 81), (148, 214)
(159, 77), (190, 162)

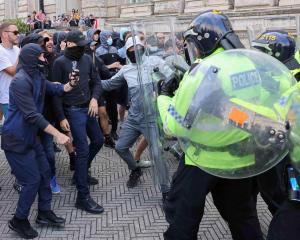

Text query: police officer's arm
(101, 67), (126, 91)
(157, 72), (188, 136)
(157, 57), (175, 82)
(10, 77), (69, 144)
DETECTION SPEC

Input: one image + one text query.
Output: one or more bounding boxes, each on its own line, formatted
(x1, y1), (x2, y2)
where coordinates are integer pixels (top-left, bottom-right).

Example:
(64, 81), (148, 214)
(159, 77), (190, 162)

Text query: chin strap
(220, 32), (245, 50)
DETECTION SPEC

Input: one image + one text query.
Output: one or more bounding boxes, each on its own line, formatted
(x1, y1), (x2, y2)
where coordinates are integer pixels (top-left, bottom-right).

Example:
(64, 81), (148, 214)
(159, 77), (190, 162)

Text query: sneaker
(75, 196), (104, 214)
(50, 176), (61, 194)
(136, 159), (152, 168)
(71, 172), (98, 186)
(104, 135), (115, 149)
(9, 216), (38, 239)
(36, 210), (65, 226)
(111, 131), (119, 141)
(88, 171), (98, 185)
(127, 167), (142, 188)
(13, 180), (22, 194)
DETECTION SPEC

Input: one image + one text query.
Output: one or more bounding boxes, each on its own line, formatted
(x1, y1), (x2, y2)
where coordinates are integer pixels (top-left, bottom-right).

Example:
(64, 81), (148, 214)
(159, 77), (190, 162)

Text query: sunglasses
(5, 30), (19, 35)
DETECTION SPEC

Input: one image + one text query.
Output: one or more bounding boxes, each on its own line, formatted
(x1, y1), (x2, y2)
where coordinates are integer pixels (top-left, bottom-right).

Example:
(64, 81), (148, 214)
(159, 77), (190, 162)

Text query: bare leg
(134, 136), (148, 161)
(134, 136), (152, 168)
(118, 105), (126, 123)
(99, 106), (115, 148)
(98, 106), (110, 135)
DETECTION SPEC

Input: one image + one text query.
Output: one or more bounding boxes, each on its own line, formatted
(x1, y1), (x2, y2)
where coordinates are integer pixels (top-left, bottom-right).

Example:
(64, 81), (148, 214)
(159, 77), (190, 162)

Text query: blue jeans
(115, 118), (169, 192)
(0, 103), (8, 119)
(5, 143), (52, 219)
(65, 107), (104, 199)
(40, 132), (56, 177)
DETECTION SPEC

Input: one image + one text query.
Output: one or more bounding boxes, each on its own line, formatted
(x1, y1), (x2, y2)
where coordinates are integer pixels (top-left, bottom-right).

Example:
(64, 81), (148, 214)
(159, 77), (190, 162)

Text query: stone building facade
(0, 0), (300, 44)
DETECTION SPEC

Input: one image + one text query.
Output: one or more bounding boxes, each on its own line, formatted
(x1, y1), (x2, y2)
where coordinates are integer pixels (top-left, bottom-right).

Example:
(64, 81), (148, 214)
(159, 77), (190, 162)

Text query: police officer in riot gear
(157, 10), (264, 240)
(252, 30), (300, 240)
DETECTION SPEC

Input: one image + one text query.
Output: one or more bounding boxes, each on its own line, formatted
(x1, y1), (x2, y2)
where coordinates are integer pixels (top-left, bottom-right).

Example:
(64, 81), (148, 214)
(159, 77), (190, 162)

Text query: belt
(63, 102), (89, 108)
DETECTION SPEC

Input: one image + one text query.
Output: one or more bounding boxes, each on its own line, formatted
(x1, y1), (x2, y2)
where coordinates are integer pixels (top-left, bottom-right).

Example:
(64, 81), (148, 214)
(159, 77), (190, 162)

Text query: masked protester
(1, 43), (78, 239)
(96, 30), (126, 141)
(85, 41), (116, 149)
(52, 30), (104, 214)
(101, 36), (174, 191)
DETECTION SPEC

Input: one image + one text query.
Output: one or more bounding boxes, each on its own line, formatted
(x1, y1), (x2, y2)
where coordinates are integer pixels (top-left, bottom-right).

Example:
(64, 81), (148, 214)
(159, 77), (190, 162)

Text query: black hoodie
(1, 44), (64, 153)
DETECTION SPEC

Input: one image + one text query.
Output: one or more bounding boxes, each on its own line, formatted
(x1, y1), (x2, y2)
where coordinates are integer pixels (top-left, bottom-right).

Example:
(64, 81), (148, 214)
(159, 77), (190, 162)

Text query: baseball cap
(125, 36), (144, 51)
(66, 30), (89, 46)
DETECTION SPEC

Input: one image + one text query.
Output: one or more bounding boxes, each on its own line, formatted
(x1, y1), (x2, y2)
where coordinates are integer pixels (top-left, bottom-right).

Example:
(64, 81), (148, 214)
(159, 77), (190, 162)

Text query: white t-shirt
(0, 44), (20, 104)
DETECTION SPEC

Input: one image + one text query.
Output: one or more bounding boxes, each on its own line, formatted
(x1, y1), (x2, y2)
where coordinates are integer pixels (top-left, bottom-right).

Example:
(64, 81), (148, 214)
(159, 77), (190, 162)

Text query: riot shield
(129, 18), (187, 191)
(246, 23), (267, 47)
(296, 15), (300, 63)
(173, 49), (297, 179)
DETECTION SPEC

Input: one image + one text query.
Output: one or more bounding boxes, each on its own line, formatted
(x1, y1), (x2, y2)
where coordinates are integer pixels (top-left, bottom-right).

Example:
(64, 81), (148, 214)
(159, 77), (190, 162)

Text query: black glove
(69, 69), (80, 87)
(157, 77), (179, 97)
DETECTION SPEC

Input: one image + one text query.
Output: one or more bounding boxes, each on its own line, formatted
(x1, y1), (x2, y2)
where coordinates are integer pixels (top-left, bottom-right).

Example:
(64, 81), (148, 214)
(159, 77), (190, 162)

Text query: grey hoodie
(86, 28), (100, 43)
(96, 30), (118, 57)
(101, 55), (174, 123)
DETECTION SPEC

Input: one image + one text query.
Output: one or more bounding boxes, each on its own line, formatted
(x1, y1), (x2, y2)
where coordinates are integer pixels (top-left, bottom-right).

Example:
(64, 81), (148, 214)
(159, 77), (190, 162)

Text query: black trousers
(254, 157), (288, 215)
(267, 200), (300, 240)
(164, 159), (263, 240)
(105, 92), (118, 133)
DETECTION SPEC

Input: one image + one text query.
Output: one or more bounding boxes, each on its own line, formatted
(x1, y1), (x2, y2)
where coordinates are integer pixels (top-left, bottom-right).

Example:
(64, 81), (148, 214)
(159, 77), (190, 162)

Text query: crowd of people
(0, 8), (299, 240)
(24, 9), (98, 30)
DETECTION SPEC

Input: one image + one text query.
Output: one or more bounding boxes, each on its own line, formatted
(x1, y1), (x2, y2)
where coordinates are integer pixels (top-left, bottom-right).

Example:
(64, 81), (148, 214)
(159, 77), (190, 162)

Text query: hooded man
(1, 43), (78, 239)
(101, 36), (173, 190)
(86, 28), (101, 49)
(96, 30), (125, 141)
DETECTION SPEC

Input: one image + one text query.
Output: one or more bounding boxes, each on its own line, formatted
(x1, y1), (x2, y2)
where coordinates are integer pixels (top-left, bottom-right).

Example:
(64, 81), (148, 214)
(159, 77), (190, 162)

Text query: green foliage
(2, 18), (30, 34)
(15, 18), (30, 33)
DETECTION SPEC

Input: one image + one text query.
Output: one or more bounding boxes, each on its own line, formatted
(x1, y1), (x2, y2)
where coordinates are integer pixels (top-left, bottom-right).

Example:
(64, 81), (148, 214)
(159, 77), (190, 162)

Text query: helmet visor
(185, 37), (201, 63)
(251, 41), (273, 56)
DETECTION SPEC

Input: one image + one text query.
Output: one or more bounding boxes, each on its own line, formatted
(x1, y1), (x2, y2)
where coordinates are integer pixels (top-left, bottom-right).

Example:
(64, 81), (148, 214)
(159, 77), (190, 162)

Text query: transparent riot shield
(172, 49), (297, 179)
(246, 23), (267, 47)
(129, 18), (186, 191)
(296, 15), (300, 63)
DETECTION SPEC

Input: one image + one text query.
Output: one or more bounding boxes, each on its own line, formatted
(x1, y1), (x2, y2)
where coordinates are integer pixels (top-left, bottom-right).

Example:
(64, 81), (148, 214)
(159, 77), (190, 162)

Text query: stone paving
(0, 145), (272, 240)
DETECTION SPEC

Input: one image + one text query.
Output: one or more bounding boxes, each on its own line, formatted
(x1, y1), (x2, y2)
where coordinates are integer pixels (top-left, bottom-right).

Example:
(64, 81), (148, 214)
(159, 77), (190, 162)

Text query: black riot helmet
(183, 10), (244, 61)
(251, 30), (296, 64)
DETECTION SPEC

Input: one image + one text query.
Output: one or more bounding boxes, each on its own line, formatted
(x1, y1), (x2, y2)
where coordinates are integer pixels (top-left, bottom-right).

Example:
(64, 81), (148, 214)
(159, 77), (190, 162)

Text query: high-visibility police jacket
(157, 48), (295, 169)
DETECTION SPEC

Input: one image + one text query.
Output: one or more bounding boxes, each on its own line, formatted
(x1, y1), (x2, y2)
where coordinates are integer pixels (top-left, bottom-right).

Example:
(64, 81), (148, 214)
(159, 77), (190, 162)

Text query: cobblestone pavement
(0, 145), (272, 240)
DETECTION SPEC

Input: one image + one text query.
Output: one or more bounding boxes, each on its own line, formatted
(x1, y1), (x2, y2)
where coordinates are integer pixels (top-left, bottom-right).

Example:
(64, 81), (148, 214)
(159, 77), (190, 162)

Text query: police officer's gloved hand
(157, 78), (179, 97)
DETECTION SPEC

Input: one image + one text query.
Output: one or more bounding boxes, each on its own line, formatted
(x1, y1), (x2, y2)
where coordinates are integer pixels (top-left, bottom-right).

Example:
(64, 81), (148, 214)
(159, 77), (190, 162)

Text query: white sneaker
(136, 159), (152, 168)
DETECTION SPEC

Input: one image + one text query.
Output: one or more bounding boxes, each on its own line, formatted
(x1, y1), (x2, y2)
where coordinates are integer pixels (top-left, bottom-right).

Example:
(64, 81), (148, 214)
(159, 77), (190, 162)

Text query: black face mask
(37, 59), (49, 73)
(127, 48), (145, 63)
(64, 46), (85, 61)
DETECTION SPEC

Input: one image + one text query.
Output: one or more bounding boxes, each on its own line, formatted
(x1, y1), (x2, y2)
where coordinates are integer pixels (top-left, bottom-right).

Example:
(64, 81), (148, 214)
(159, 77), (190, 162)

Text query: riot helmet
(252, 30), (296, 63)
(182, 10), (238, 61)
